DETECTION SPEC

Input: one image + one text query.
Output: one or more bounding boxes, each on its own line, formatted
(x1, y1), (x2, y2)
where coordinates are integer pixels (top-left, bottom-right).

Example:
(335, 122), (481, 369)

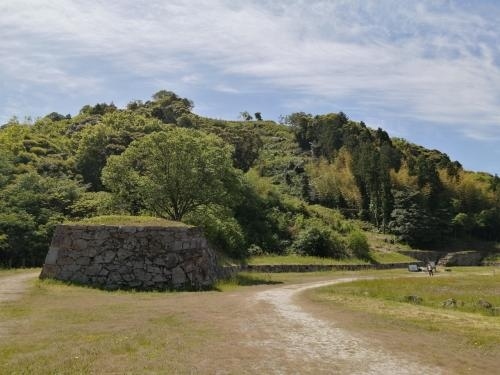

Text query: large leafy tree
(102, 128), (239, 221)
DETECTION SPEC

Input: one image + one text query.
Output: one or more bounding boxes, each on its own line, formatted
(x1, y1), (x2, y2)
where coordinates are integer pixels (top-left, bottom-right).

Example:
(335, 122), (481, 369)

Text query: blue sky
(1, 0), (499, 174)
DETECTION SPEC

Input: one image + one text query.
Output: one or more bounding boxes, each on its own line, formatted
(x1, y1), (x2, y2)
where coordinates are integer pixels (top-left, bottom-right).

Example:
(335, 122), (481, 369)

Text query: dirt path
(239, 277), (442, 374)
(0, 271), (39, 338)
(0, 271), (39, 304)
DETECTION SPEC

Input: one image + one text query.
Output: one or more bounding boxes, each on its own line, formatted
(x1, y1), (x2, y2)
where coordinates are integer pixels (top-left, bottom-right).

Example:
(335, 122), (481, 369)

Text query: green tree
(75, 112), (164, 190)
(204, 125), (263, 172)
(0, 172), (85, 266)
(102, 128), (239, 221)
(287, 112), (312, 150)
(150, 90), (193, 124)
(0, 150), (15, 188)
(388, 188), (446, 247)
(451, 212), (473, 237)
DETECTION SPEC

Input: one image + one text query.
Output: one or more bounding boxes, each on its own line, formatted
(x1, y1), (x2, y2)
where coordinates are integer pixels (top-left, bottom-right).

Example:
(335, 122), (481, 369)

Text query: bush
(185, 206), (247, 259)
(247, 244), (265, 256)
(292, 223), (346, 258)
(347, 230), (370, 258)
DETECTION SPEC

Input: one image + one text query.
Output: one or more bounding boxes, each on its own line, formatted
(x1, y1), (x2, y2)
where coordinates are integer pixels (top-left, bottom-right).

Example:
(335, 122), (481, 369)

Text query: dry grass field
(0, 267), (498, 374)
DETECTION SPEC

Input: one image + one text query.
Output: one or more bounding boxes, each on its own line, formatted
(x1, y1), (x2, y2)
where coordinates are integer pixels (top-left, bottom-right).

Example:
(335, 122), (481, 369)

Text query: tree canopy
(102, 128), (238, 221)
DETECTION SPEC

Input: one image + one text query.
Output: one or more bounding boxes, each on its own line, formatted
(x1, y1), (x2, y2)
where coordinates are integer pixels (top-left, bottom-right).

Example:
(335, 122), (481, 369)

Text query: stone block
(76, 257), (91, 266)
(71, 272), (90, 284)
(121, 226), (137, 234)
(128, 280), (143, 288)
(103, 251), (115, 263)
(134, 268), (146, 280)
(93, 230), (110, 241)
(108, 273), (123, 283)
(73, 239), (88, 251)
(152, 274), (165, 283)
(172, 266), (187, 285)
(119, 265), (131, 275)
(98, 268), (110, 276)
(132, 260), (143, 269)
(44, 247), (59, 265)
(86, 264), (102, 276)
(147, 265), (161, 275)
(165, 253), (180, 268)
(117, 249), (133, 261)
(122, 274), (134, 282)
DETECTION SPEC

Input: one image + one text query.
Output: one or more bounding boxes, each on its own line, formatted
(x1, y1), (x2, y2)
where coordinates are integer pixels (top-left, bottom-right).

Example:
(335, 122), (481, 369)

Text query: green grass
(312, 267), (500, 347)
(248, 251), (416, 266)
(0, 278), (216, 374)
(214, 272), (282, 291)
(248, 254), (369, 265)
(365, 230), (415, 252)
(318, 269), (500, 315)
(368, 250), (417, 264)
(65, 215), (189, 227)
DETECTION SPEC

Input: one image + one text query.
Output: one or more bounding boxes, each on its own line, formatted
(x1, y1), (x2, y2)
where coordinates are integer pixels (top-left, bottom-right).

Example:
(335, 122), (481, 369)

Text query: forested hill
(1, 90), (499, 267)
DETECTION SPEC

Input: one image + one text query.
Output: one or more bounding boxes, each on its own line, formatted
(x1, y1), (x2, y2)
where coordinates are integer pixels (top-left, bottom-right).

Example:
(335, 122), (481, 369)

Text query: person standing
(427, 263), (434, 276)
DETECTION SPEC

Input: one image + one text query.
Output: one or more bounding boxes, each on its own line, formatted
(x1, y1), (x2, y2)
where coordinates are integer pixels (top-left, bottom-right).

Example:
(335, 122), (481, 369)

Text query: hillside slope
(0, 90), (499, 267)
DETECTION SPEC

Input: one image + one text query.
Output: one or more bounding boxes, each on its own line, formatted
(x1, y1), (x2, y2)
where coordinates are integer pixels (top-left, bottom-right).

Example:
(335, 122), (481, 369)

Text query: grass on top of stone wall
(66, 215), (190, 227)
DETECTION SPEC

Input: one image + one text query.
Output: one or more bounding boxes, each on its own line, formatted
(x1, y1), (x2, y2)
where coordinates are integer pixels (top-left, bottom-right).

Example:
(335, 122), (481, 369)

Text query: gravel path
(243, 278), (442, 374)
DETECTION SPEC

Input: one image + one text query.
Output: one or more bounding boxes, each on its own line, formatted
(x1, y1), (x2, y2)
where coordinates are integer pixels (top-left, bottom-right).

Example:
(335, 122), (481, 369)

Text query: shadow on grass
(38, 277), (214, 293)
(213, 273), (283, 291)
(364, 254), (379, 265)
(38, 273), (282, 294)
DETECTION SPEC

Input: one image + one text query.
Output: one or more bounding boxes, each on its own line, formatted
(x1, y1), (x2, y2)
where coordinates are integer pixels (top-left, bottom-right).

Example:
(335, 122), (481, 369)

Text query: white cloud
(1, 0), (500, 138)
(214, 84), (240, 94)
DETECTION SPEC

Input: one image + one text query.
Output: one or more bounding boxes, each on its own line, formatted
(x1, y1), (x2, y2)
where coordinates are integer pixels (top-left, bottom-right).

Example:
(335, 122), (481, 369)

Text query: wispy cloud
(1, 0), (500, 139)
(214, 84), (240, 94)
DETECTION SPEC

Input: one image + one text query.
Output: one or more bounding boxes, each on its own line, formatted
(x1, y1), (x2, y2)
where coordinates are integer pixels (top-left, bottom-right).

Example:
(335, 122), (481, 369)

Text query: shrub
(248, 244), (265, 256)
(185, 206), (247, 259)
(292, 224), (346, 258)
(347, 230), (370, 258)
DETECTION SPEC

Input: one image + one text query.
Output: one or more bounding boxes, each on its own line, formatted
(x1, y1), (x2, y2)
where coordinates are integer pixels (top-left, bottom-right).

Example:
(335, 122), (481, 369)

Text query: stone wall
(40, 224), (221, 290)
(437, 251), (483, 267)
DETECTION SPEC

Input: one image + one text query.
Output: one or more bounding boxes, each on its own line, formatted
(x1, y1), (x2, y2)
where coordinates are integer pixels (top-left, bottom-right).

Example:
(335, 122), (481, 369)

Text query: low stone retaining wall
(482, 262), (500, 267)
(400, 250), (487, 267)
(438, 251), (483, 267)
(40, 224), (220, 290)
(224, 262), (424, 274)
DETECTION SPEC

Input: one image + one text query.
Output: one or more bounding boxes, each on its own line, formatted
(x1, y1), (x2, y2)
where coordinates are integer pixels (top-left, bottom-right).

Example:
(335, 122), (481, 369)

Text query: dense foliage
(102, 128), (238, 221)
(1, 90), (499, 267)
(286, 112), (500, 247)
